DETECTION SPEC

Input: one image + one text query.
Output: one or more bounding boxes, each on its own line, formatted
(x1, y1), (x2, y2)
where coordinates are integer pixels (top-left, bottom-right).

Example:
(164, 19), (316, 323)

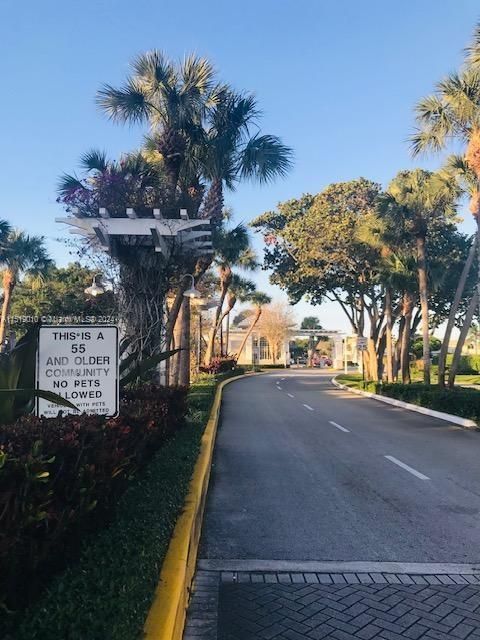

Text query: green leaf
(0, 389), (79, 413)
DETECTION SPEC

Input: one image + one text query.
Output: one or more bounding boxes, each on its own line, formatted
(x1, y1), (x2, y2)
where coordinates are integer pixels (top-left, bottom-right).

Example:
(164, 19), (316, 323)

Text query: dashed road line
(303, 404), (314, 411)
(277, 385), (282, 390)
(385, 455), (430, 480)
(287, 393), (295, 398)
(329, 420), (350, 433)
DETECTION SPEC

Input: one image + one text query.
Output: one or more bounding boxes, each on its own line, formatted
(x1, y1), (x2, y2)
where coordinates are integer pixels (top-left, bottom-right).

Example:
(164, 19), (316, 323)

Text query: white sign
(356, 337), (368, 351)
(36, 325), (119, 418)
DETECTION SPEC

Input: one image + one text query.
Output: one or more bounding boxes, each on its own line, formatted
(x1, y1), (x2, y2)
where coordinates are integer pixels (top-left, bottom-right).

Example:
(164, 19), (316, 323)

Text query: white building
(228, 328), (290, 367)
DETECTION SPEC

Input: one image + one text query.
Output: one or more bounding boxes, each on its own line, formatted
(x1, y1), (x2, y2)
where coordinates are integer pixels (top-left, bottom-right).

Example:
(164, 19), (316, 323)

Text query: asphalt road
(200, 371), (480, 563)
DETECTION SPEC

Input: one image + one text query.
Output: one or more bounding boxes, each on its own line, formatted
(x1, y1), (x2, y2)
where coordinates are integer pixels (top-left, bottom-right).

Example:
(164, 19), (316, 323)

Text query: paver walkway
(185, 569), (480, 640)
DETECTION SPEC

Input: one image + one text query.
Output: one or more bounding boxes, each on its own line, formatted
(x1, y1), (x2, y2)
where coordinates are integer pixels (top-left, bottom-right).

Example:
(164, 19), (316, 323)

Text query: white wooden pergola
(55, 207), (212, 257)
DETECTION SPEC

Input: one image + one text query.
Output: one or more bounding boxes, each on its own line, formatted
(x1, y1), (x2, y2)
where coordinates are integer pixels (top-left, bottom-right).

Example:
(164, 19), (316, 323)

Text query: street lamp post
(84, 273), (105, 297)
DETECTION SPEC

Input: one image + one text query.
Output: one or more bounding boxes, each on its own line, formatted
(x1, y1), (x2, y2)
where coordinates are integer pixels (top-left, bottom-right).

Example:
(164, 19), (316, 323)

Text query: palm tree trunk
(204, 272), (230, 365)
(438, 237), (477, 387)
(178, 298), (190, 386)
(393, 316), (405, 381)
(202, 177), (224, 223)
(171, 302), (183, 386)
(448, 289), (479, 388)
(401, 292), (414, 384)
(226, 313), (230, 356)
(385, 287), (394, 383)
(366, 338), (378, 381)
(416, 234), (430, 385)
(0, 271), (15, 352)
(236, 308), (262, 361)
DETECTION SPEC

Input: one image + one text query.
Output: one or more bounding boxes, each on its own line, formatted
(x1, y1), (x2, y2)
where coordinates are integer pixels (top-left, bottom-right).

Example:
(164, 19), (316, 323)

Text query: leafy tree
(412, 335), (441, 360)
(252, 180), (385, 379)
(301, 316), (322, 330)
(0, 231), (52, 350)
(10, 263), (117, 328)
(257, 302), (296, 365)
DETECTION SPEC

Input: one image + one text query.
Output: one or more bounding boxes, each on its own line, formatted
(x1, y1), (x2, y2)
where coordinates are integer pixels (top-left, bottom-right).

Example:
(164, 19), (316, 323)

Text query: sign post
(356, 337), (368, 383)
(36, 325), (119, 418)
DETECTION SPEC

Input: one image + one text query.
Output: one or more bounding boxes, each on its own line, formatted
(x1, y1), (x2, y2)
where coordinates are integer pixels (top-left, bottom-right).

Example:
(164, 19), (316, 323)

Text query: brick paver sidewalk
(184, 570), (480, 640)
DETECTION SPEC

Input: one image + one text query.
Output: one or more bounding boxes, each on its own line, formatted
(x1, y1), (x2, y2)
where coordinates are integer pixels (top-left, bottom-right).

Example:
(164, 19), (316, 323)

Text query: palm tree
(411, 32), (480, 380)
(386, 170), (458, 385)
(96, 51), (216, 210)
(0, 231), (52, 349)
(218, 274), (256, 356)
(204, 223), (256, 364)
(201, 89), (293, 223)
(235, 292), (272, 361)
(436, 155), (479, 386)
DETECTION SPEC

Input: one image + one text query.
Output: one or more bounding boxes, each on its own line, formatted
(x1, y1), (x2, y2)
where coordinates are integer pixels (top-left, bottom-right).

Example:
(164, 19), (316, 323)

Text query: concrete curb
(198, 559), (480, 575)
(143, 373), (250, 640)
(332, 376), (478, 429)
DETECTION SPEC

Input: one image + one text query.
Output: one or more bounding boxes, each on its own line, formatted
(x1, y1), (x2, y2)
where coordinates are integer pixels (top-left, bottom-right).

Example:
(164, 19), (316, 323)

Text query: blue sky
(1, 0), (479, 330)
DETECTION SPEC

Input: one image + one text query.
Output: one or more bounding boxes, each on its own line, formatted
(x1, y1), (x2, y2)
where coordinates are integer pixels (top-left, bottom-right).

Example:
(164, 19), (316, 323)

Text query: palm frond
(249, 291), (271, 307)
(441, 154), (479, 196)
(239, 134), (293, 183)
(0, 220), (11, 241)
(437, 71), (480, 128)
(181, 54), (215, 96)
(57, 173), (85, 196)
(409, 129), (447, 157)
(466, 21), (480, 68)
(96, 79), (153, 123)
(80, 149), (109, 173)
(132, 50), (176, 92)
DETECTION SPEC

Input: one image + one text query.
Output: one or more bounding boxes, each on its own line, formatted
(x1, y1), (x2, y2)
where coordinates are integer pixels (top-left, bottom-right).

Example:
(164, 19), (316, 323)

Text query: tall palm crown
(96, 51), (216, 208)
(386, 169), (458, 237)
(0, 231), (52, 348)
(411, 67), (480, 156)
(1, 231), (52, 283)
(201, 89), (293, 222)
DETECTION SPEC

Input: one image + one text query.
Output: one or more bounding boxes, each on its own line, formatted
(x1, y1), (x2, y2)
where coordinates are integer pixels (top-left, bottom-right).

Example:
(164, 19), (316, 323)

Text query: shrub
(200, 356), (237, 375)
(0, 385), (186, 611)
(446, 354), (480, 374)
(5, 374), (221, 640)
(337, 374), (480, 424)
(379, 383), (480, 422)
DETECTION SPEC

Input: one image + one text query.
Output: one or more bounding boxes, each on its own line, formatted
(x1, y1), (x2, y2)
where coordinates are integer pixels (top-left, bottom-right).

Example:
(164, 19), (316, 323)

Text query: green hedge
(336, 375), (480, 425)
(3, 374), (224, 640)
(0, 385), (186, 613)
(445, 354), (480, 374)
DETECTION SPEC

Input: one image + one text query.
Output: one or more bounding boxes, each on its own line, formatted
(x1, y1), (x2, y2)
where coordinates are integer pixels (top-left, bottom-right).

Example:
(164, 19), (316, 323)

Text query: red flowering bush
(0, 385), (186, 609)
(200, 356), (237, 375)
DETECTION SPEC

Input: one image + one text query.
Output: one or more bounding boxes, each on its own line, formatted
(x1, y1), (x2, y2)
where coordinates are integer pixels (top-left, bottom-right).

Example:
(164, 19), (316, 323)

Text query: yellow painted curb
(143, 373), (249, 640)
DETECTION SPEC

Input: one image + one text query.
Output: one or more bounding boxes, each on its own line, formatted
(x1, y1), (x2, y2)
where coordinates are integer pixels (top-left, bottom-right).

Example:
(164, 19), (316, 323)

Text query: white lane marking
(287, 393), (295, 398)
(277, 386), (282, 390)
(329, 420), (350, 433)
(384, 455), (430, 480)
(303, 404), (314, 411)
(281, 377), (285, 380)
